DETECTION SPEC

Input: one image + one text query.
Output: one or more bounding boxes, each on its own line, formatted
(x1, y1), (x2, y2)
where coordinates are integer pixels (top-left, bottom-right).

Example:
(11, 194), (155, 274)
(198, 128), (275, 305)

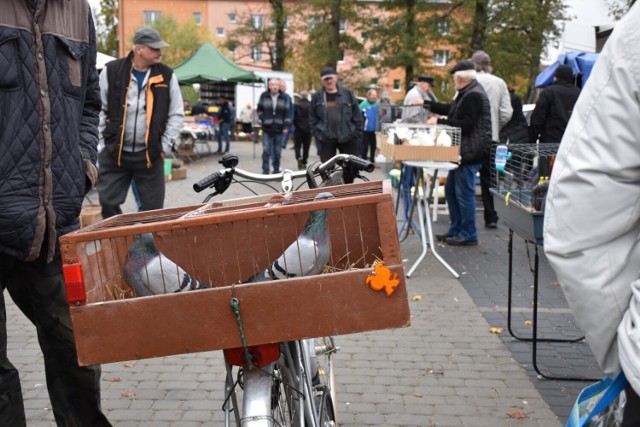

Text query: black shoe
(436, 232), (452, 242)
(445, 236), (478, 246)
(485, 222), (497, 229)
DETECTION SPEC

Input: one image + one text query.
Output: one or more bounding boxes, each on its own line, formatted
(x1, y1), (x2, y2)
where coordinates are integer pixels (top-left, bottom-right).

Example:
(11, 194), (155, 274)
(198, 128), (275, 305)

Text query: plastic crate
(59, 180), (410, 366)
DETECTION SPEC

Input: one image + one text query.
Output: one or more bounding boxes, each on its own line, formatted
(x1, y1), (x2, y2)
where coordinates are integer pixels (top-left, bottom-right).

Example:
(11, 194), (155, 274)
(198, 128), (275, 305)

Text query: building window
(339, 19), (347, 32)
(370, 48), (380, 59)
(372, 17), (380, 27)
(143, 11), (161, 25)
(229, 48), (236, 56)
(216, 27), (224, 37)
(393, 79), (401, 91)
(193, 12), (202, 26)
(437, 19), (451, 35)
(433, 49), (450, 66)
(251, 47), (263, 62)
(270, 16), (289, 29)
(251, 15), (264, 30)
(308, 17), (320, 31)
(361, 31), (368, 41)
(338, 49), (345, 63)
(228, 13), (236, 24)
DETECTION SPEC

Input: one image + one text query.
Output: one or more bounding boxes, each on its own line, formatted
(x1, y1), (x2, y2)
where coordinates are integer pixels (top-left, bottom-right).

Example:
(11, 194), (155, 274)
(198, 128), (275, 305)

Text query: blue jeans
(217, 122), (231, 152)
(445, 163), (481, 241)
(262, 132), (284, 174)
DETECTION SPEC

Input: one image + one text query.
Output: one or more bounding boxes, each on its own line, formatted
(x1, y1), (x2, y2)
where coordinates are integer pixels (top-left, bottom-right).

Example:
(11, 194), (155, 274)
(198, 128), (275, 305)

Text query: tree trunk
(329, 0), (341, 69)
(470, 0), (487, 53)
(270, 0), (286, 70)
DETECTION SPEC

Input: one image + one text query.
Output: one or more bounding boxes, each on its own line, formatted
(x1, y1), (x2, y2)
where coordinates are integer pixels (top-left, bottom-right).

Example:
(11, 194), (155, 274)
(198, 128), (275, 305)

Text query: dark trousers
(319, 138), (358, 184)
(480, 156), (498, 225)
(360, 131), (377, 163)
(623, 383), (640, 427)
(96, 151), (165, 219)
(294, 131), (311, 166)
(0, 252), (111, 427)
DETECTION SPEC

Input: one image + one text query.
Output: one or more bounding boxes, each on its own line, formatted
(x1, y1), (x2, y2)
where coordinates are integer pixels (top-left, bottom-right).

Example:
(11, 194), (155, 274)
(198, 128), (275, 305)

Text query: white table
(402, 161), (460, 278)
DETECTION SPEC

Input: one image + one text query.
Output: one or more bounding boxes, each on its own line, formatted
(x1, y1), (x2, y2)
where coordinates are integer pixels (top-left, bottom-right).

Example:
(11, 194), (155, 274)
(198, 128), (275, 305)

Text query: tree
(367, 0), (450, 94)
(149, 16), (211, 68)
(95, 0), (119, 57)
(224, 2), (290, 71)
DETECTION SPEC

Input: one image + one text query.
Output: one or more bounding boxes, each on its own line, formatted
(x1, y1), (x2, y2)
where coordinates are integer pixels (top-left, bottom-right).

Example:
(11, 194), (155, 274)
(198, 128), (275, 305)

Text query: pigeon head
(128, 233), (160, 258)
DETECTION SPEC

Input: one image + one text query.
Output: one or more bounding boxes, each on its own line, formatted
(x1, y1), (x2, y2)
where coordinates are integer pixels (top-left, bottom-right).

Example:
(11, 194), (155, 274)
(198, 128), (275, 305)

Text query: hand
(411, 99), (424, 105)
(426, 116), (438, 125)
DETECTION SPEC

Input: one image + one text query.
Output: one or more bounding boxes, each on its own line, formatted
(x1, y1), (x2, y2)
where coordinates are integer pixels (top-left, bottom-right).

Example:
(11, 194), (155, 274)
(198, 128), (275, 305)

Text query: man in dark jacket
(257, 78), (291, 174)
(0, 1), (111, 425)
(310, 67), (363, 183)
(529, 64), (581, 143)
(96, 27), (185, 219)
(216, 94), (232, 153)
(293, 92), (312, 170)
(428, 60), (492, 246)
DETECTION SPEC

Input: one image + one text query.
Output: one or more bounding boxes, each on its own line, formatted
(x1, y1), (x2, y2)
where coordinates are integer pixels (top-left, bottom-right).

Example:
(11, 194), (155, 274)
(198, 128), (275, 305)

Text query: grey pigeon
(248, 192), (332, 282)
(123, 233), (210, 296)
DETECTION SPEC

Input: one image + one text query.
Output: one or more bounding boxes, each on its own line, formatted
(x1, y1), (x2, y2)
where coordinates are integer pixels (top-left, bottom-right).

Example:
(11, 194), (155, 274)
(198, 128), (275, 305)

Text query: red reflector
(62, 261), (87, 305)
(223, 343), (280, 368)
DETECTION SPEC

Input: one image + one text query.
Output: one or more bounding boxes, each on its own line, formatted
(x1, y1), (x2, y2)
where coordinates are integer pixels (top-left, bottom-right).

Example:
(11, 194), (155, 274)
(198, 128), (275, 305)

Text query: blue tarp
(535, 51), (599, 88)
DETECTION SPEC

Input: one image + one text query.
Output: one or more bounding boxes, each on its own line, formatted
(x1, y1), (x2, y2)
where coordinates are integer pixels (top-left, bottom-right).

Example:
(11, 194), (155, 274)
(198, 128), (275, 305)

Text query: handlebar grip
(193, 171), (221, 193)
(347, 155), (375, 173)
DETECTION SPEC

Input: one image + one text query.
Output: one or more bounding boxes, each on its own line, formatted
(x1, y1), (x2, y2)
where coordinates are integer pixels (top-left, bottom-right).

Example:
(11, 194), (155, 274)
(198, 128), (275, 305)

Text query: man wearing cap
(257, 78), (291, 174)
(96, 27), (185, 218)
(310, 67), (363, 183)
(401, 75), (437, 123)
(379, 91), (395, 125)
(529, 64), (581, 144)
(427, 61), (492, 246)
(470, 50), (513, 229)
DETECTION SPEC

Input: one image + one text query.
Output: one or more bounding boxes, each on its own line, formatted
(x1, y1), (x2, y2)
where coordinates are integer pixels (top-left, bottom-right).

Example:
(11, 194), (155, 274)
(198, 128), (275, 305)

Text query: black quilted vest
(104, 53), (173, 164)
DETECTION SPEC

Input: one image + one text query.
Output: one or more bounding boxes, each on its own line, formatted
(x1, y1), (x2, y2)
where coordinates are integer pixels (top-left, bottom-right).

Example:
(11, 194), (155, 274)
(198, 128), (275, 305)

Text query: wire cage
(377, 123), (461, 161)
(59, 180), (410, 365)
(490, 143), (560, 212)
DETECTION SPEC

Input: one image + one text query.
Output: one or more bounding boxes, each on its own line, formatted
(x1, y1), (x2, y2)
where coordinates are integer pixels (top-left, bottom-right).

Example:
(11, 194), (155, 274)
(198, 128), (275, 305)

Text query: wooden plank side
(70, 265), (410, 366)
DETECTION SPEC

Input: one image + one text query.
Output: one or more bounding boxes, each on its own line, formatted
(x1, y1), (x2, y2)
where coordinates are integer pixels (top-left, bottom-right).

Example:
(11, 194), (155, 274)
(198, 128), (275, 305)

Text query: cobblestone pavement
(8, 140), (566, 426)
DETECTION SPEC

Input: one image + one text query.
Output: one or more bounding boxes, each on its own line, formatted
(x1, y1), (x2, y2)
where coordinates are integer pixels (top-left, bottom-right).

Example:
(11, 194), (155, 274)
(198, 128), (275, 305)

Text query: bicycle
(192, 153), (374, 427)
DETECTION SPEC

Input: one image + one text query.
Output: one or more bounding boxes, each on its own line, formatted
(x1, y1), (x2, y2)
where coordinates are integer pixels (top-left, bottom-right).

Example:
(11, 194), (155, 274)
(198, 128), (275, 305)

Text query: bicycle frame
(200, 155), (367, 427)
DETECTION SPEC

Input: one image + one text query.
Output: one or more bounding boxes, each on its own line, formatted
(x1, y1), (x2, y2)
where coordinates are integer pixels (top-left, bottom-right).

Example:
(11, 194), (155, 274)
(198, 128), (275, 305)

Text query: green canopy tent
(173, 41), (263, 84)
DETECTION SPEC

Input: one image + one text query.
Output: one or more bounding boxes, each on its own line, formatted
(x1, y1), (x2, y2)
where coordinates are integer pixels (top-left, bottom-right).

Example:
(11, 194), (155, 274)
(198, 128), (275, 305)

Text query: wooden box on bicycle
(59, 180), (410, 366)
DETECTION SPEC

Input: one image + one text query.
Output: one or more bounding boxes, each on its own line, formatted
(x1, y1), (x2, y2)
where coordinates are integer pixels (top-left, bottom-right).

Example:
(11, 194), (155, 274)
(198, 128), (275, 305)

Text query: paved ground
(5, 139), (592, 426)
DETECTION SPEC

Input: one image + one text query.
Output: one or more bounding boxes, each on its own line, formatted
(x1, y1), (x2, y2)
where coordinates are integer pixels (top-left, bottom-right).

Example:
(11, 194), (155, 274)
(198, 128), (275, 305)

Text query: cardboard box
(171, 166), (187, 180)
(79, 205), (102, 228)
(377, 133), (460, 162)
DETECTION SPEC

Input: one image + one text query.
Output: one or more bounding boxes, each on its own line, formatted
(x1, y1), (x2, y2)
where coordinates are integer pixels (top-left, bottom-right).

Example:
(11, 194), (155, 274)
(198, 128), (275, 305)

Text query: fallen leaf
(106, 376), (121, 382)
(123, 362), (136, 368)
(507, 411), (529, 420)
(412, 392), (423, 398)
(121, 390), (136, 398)
(411, 295), (422, 301)
(549, 281), (561, 286)
(489, 326), (504, 334)
(524, 320), (532, 326)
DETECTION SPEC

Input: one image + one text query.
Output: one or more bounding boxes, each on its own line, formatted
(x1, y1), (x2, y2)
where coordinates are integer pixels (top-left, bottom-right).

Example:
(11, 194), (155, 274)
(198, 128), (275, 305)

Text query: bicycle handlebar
(192, 154), (374, 193)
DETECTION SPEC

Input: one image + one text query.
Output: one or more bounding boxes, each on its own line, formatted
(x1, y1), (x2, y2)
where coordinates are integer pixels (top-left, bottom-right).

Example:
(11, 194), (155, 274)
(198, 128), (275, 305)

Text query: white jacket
(476, 72), (512, 142)
(544, 2), (640, 395)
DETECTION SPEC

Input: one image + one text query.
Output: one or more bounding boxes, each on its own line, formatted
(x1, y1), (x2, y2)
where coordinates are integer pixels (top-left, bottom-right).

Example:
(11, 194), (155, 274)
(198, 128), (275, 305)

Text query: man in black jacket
(310, 67), (363, 183)
(257, 78), (292, 174)
(428, 60), (492, 246)
(0, 1), (111, 425)
(293, 92), (312, 170)
(529, 64), (581, 143)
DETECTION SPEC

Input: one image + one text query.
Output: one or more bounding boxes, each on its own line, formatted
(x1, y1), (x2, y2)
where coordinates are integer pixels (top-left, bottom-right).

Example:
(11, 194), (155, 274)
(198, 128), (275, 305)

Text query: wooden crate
(377, 133), (460, 162)
(59, 181), (410, 366)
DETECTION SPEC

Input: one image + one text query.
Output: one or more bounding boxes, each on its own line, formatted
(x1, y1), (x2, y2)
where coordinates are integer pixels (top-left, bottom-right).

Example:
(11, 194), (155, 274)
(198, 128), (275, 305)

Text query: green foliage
(95, 0), (118, 57)
(180, 86), (199, 105)
(148, 16), (211, 68)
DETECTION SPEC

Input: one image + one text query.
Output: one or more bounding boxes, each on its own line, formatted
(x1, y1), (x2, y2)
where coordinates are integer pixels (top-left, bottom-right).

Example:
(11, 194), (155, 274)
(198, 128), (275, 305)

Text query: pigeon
(123, 233), (210, 296)
(248, 192), (333, 282)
